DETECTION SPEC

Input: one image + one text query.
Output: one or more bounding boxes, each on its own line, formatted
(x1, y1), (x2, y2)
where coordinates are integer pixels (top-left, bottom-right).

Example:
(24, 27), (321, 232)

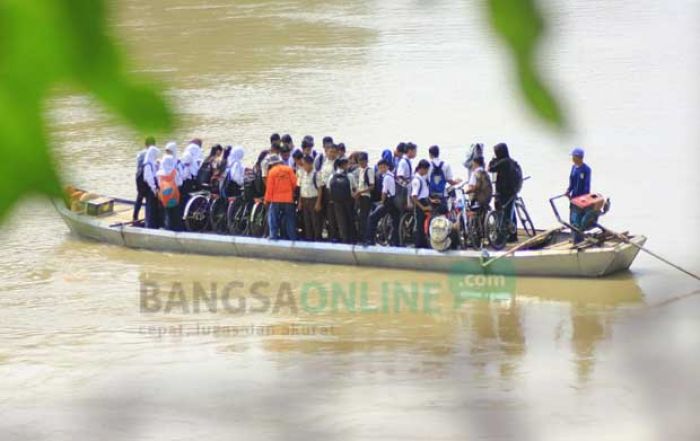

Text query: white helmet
(429, 216), (453, 251)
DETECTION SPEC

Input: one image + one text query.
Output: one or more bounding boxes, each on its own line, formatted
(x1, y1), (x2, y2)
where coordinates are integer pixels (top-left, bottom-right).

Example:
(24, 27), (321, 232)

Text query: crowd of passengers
(134, 134), (592, 247)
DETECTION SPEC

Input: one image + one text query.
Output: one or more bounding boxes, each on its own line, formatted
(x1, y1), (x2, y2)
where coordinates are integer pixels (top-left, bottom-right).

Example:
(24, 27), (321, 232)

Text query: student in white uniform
(364, 159), (400, 246)
(411, 159), (432, 249)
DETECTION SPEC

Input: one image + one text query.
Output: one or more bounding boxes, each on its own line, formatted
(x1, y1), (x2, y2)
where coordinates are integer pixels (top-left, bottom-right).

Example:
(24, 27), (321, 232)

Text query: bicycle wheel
(516, 199), (536, 237)
(183, 194), (210, 232)
(227, 198), (246, 235)
(209, 197), (227, 233)
(467, 214), (484, 250)
(485, 210), (507, 250)
(376, 213), (392, 246)
(398, 212), (415, 247)
(248, 203), (267, 238)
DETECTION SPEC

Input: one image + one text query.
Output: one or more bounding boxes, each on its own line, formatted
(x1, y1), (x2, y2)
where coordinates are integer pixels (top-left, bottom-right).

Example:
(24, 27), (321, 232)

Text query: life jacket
(330, 172), (352, 203)
(428, 161), (447, 197)
(158, 169), (181, 208)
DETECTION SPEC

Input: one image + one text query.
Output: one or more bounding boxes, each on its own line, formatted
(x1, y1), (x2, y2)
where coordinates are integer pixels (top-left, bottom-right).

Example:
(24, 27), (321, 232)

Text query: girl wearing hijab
(157, 155), (183, 231)
(221, 146), (245, 198)
(142, 146), (161, 229)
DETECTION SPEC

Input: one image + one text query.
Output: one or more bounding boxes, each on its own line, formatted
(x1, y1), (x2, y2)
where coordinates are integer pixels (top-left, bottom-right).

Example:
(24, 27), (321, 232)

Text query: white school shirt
(297, 168), (319, 199)
(396, 157), (412, 183)
(468, 166), (484, 187)
(320, 156), (336, 188)
(382, 171), (396, 197)
(411, 174), (429, 199)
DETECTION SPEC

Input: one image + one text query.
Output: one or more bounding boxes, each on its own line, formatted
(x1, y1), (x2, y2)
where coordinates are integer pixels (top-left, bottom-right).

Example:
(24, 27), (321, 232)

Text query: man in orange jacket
(264, 155), (298, 240)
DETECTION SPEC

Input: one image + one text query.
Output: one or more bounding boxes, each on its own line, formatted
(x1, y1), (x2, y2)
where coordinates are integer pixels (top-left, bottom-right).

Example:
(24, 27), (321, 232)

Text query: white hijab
(164, 141), (178, 159)
(226, 146), (245, 186)
(184, 143), (202, 178)
(158, 156), (176, 176)
(145, 146), (160, 166)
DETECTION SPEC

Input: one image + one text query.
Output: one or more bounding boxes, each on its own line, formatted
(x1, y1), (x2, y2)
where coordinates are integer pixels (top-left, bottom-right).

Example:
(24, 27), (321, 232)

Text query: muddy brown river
(1, 0), (698, 440)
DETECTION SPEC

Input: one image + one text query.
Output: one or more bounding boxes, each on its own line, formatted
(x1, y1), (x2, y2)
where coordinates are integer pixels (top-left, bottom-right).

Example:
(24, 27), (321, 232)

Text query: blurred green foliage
(0, 0), (173, 221)
(487, 0), (565, 128)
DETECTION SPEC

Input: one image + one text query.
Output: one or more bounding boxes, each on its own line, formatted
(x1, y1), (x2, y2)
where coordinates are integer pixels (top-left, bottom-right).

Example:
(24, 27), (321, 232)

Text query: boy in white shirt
(354, 152), (375, 240)
(411, 159), (431, 249)
(297, 156), (322, 241)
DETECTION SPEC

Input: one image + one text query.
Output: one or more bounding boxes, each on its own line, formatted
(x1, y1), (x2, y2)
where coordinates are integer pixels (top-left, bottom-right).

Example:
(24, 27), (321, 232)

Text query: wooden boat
(53, 196), (646, 278)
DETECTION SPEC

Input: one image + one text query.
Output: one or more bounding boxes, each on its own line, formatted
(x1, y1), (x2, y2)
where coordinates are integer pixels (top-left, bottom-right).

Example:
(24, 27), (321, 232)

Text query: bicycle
(445, 184), (488, 250)
(246, 197), (267, 237)
(484, 178), (536, 250)
(183, 190), (212, 232)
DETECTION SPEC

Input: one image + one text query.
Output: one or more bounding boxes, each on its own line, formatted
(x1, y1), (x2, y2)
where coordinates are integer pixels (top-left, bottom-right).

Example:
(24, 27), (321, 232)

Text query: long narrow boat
(54, 196), (646, 278)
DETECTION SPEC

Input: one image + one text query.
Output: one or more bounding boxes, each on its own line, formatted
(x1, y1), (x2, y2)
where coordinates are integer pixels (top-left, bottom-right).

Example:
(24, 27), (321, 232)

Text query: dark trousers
(334, 199), (356, 244)
(269, 203), (297, 241)
(570, 204), (599, 244)
(366, 201), (400, 246)
(496, 194), (517, 240)
(145, 190), (160, 229)
(414, 199), (430, 249)
(133, 178), (146, 221)
(180, 178), (194, 218)
(163, 205), (183, 232)
(356, 196), (372, 241)
(322, 188), (338, 242)
(301, 197), (322, 241)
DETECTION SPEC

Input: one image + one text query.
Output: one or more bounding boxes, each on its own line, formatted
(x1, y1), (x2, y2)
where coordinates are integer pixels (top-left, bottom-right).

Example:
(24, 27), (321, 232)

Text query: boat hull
(55, 202), (645, 278)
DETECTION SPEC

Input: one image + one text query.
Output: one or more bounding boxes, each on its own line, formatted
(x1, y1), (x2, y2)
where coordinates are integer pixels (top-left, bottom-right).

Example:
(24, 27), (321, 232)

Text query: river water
(1, 0), (699, 440)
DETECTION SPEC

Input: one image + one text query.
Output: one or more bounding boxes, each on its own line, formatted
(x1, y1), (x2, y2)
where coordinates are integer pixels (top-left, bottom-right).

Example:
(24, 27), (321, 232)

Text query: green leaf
(487, 0), (565, 128)
(0, 0), (174, 222)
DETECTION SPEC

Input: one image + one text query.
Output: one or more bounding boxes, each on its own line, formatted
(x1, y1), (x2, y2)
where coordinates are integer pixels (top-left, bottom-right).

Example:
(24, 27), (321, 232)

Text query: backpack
(197, 160), (214, 188)
(253, 167), (265, 197)
(329, 173), (352, 203)
(135, 154), (150, 194)
(157, 170), (181, 208)
(371, 172), (383, 202)
(474, 169), (493, 206)
(511, 160), (523, 194)
(428, 161), (447, 197)
(314, 153), (324, 172)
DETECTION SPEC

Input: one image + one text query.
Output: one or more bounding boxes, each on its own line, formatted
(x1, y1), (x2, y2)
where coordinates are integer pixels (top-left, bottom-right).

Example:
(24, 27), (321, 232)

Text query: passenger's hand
(314, 201), (321, 212)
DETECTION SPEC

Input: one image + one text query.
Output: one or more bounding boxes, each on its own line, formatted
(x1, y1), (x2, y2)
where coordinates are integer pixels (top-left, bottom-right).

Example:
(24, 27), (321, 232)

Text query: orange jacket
(264, 164), (297, 203)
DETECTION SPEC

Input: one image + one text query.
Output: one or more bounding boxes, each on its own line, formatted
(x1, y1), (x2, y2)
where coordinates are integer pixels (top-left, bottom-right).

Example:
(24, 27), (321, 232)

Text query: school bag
(329, 173), (352, 204)
(135, 153), (150, 194)
(157, 169), (181, 208)
(474, 169), (493, 206)
(512, 160), (524, 194)
(428, 161), (447, 197)
(197, 160), (214, 188)
(371, 172), (383, 202)
(314, 153), (325, 172)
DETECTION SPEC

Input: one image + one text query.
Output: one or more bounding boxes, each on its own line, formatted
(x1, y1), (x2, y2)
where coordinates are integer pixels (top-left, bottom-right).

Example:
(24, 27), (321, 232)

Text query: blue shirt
(568, 163), (591, 198)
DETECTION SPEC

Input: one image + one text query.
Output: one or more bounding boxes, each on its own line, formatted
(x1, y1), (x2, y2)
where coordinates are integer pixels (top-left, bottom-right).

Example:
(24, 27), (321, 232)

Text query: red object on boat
(571, 193), (606, 212)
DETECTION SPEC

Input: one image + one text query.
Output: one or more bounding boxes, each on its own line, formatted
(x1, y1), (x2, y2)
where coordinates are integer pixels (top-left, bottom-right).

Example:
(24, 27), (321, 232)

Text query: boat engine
(570, 193), (610, 231)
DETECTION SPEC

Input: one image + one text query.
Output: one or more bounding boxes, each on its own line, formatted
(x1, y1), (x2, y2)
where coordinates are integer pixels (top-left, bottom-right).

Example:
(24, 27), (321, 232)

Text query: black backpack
(135, 160), (150, 194)
(330, 173), (352, 203)
(511, 160), (523, 194)
(197, 160), (214, 188)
